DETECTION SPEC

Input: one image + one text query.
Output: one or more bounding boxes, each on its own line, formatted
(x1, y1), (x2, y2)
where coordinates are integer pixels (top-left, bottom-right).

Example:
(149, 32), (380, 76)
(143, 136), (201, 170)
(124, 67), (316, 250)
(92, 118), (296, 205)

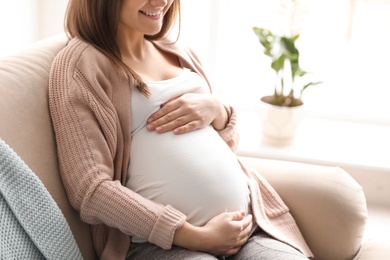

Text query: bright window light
(1, 0), (389, 125)
(180, 0), (390, 124)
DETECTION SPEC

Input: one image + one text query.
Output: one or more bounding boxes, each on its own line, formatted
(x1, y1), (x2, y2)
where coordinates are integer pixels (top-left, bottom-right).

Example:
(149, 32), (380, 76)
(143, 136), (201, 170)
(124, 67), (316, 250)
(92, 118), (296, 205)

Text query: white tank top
(126, 69), (250, 242)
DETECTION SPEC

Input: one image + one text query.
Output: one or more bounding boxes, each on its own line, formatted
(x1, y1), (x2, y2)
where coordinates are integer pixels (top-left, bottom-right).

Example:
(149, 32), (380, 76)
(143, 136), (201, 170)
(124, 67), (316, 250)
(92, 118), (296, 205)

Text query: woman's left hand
(146, 93), (228, 134)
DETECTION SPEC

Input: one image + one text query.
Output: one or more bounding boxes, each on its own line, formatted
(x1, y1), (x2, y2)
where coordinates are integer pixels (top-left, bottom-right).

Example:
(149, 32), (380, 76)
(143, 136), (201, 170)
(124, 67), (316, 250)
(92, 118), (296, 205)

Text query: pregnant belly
(127, 125), (250, 227)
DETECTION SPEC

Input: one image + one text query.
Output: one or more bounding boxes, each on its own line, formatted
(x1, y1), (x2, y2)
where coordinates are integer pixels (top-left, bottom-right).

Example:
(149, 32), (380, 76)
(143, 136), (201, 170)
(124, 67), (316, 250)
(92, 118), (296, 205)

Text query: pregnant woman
(49, 0), (313, 259)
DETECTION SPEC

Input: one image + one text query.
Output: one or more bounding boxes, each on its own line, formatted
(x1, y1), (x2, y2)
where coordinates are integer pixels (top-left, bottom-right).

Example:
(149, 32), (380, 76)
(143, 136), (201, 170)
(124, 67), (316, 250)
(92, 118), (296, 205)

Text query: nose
(149, 0), (168, 7)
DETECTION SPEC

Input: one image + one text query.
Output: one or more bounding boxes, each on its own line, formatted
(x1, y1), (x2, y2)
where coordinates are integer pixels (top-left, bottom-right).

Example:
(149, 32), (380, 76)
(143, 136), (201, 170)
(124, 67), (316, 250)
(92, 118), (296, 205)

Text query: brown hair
(65, 0), (181, 96)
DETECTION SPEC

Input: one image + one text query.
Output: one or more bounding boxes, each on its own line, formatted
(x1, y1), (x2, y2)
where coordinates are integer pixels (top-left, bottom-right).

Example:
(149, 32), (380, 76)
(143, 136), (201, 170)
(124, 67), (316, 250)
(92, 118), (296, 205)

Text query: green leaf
(253, 1), (321, 106)
(302, 81), (322, 93)
(271, 55), (286, 72)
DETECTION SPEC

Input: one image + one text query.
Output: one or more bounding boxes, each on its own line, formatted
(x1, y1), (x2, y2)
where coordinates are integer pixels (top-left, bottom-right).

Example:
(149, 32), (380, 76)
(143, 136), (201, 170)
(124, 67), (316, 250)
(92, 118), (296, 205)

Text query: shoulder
(49, 37), (125, 96)
(49, 37), (129, 110)
(51, 38), (110, 76)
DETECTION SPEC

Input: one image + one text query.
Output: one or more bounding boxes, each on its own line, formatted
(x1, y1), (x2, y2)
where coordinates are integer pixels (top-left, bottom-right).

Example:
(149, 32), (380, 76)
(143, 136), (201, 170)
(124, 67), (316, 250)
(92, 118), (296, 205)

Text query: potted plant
(252, 27), (321, 107)
(252, 1), (321, 144)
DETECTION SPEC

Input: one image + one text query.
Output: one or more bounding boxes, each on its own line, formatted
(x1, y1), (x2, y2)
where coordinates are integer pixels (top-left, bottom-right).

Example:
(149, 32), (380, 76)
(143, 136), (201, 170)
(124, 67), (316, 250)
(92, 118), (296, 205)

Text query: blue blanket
(0, 139), (82, 260)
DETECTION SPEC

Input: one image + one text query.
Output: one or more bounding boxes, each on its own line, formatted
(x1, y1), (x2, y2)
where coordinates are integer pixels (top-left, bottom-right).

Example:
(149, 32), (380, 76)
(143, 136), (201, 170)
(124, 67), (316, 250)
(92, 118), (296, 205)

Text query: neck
(116, 28), (150, 61)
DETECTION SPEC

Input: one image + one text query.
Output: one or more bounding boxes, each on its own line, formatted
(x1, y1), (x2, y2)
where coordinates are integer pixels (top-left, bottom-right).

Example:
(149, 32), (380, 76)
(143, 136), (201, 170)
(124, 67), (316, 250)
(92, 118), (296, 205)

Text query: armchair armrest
(239, 156), (367, 260)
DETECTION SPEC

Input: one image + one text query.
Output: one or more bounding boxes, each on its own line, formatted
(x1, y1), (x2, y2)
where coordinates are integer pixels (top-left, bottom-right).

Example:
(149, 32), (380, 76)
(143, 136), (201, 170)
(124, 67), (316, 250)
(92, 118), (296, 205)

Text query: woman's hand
(173, 211), (253, 256)
(146, 93), (228, 134)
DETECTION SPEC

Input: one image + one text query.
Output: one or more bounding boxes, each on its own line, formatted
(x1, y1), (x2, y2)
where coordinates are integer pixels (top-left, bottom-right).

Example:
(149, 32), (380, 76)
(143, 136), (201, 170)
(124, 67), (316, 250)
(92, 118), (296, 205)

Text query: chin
(145, 25), (163, 36)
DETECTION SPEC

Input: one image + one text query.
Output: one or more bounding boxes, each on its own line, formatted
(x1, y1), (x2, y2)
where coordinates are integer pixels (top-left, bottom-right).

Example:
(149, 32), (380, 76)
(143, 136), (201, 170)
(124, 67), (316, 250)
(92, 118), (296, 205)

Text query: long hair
(65, 0), (181, 96)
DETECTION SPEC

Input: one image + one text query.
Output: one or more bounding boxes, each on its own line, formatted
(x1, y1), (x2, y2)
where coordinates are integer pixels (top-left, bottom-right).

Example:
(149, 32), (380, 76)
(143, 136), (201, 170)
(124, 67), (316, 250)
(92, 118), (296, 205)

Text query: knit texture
(0, 139), (82, 260)
(49, 37), (312, 259)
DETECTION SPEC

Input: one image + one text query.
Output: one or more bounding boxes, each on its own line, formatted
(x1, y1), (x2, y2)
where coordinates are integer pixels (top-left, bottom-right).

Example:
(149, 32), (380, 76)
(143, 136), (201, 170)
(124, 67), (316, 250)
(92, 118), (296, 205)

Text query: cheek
(119, 0), (140, 20)
(119, 9), (139, 26)
(165, 0), (175, 13)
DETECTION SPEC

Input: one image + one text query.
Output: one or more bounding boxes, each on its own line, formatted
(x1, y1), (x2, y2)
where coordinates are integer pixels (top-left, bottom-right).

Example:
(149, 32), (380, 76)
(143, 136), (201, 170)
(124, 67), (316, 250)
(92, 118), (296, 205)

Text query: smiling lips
(140, 10), (162, 17)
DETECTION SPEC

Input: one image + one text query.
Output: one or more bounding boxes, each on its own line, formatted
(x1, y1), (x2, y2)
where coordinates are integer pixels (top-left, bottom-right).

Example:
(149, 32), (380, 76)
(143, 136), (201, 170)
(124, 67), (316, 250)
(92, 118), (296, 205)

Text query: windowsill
(235, 105), (390, 206)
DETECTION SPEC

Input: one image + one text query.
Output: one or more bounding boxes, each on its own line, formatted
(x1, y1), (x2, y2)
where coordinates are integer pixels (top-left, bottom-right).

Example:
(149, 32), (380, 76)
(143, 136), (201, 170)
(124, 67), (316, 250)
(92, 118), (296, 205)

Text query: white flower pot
(259, 100), (306, 145)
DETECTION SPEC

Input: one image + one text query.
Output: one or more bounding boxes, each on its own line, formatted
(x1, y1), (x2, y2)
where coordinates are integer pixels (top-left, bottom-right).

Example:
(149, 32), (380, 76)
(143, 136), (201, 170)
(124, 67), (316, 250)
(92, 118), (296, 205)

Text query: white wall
(0, 0), (68, 57)
(36, 0), (69, 39)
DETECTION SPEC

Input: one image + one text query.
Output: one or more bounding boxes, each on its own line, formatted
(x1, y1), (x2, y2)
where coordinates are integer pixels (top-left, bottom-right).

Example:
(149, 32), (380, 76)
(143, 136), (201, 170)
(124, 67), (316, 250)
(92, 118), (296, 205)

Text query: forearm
(173, 222), (203, 251)
(173, 211), (253, 256)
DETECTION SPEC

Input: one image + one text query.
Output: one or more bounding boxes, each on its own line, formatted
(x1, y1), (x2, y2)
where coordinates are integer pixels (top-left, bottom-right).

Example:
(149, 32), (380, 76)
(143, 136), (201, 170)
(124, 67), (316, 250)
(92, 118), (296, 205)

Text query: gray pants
(127, 229), (308, 260)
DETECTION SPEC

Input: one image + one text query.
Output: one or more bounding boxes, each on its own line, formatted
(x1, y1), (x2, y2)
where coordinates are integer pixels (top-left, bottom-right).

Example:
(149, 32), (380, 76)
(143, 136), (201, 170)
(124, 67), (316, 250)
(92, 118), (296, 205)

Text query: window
(2, 0), (389, 124)
(180, 0), (390, 124)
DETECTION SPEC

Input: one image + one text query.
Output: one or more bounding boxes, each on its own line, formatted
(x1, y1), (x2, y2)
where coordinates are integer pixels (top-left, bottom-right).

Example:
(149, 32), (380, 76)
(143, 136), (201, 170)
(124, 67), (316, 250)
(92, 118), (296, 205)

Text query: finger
(240, 220), (253, 240)
(229, 211), (246, 221)
(240, 215), (253, 233)
(223, 246), (241, 257)
(147, 101), (179, 124)
(243, 214), (253, 225)
(244, 214), (253, 227)
(147, 109), (186, 132)
(172, 120), (202, 134)
(154, 116), (196, 134)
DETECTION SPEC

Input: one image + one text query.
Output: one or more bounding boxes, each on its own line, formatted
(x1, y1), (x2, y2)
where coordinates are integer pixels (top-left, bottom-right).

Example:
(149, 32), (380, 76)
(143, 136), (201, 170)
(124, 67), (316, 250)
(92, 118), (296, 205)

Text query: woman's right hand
(173, 211), (253, 256)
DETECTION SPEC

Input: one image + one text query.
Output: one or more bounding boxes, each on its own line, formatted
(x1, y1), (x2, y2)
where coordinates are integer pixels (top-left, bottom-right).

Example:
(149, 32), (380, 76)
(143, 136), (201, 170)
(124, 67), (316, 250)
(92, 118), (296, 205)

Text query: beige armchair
(0, 34), (389, 259)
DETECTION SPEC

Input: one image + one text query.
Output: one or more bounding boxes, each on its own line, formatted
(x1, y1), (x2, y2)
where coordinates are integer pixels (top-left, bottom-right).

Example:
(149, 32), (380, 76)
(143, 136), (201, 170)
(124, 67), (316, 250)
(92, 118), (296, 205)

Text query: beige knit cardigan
(48, 37), (313, 259)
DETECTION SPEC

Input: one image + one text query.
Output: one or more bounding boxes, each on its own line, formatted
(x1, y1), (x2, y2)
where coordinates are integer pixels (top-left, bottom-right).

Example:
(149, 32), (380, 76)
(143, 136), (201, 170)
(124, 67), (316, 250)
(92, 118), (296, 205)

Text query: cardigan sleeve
(215, 105), (240, 153)
(48, 42), (186, 250)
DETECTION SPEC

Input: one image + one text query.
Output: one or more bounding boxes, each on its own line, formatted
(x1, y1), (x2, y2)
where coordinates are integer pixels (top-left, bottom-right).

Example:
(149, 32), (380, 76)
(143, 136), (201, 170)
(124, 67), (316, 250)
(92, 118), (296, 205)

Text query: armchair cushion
(2, 34), (388, 260)
(238, 157), (367, 260)
(354, 239), (390, 260)
(0, 35), (97, 260)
